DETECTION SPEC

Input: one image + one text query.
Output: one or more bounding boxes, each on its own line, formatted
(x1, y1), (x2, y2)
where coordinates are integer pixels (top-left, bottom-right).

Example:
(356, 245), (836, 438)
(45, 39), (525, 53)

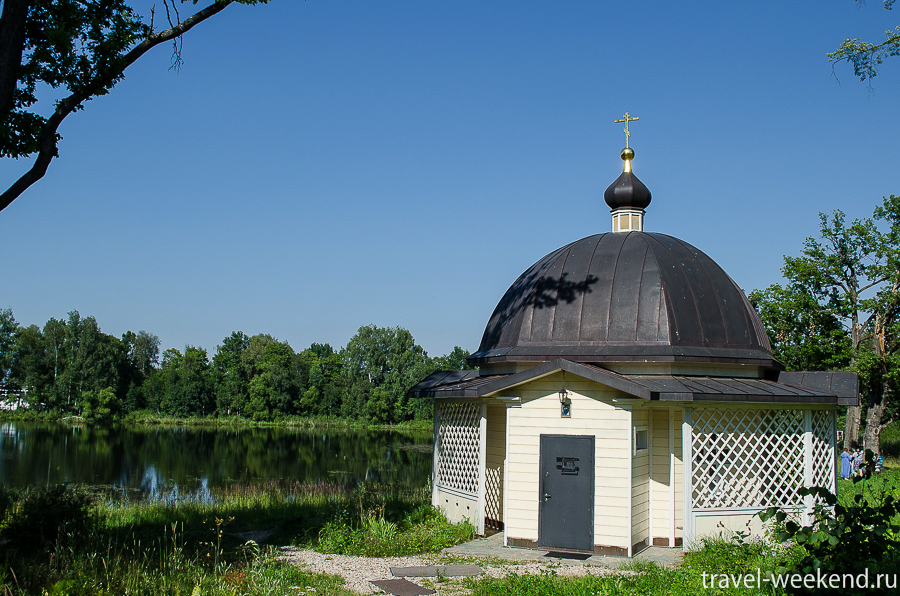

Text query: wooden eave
(408, 359), (856, 405)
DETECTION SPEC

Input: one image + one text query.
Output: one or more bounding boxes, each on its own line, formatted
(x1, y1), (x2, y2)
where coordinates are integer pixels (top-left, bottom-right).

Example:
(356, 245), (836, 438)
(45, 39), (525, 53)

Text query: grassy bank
(0, 409), (433, 431)
(0, 482), (472, 595)
(2, 478), (791, 596)
(3, 474), (898, 595)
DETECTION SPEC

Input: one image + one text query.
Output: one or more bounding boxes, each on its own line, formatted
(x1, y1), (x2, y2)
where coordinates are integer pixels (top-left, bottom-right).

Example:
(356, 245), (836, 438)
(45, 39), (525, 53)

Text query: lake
(0, 421), (433, 498)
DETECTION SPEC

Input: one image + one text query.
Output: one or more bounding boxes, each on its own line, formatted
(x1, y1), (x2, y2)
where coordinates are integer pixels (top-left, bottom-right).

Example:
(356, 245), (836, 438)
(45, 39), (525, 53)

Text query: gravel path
(278, 547), (626, 595)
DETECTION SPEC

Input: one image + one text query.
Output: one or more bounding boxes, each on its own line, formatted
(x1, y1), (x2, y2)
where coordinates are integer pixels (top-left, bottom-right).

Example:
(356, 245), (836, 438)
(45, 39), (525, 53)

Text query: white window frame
(634, 425), (649, 454)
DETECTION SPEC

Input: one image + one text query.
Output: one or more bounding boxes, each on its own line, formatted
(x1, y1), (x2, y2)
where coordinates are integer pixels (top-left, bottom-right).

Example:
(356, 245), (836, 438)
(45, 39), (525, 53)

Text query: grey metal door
(538, 434), (594, 551)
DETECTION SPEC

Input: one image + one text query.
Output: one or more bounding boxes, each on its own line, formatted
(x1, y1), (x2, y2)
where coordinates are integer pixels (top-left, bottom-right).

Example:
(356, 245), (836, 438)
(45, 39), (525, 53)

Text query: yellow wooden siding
(631, 407), (650, 546)
(648, 408), (667, 537)
(503, 372), (632, 548)
(674, 408), (684, 538)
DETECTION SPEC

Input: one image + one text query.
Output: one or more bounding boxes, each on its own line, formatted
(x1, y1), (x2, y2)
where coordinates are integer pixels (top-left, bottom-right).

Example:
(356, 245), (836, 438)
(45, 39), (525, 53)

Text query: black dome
(604, 171), (652, 210)
(469, 232), (776, 367)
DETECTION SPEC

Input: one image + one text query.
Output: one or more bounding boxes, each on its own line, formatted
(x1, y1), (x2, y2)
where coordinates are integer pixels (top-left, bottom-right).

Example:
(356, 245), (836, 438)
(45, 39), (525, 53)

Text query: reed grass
(0, 481), (468, 595)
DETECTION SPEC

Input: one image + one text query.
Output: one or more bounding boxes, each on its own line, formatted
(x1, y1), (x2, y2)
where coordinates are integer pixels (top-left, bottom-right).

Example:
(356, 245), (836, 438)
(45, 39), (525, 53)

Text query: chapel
(409, 115), (859, 556)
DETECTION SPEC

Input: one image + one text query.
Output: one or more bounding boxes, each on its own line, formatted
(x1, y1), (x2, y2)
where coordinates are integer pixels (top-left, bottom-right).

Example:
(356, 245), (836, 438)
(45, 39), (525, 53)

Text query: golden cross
(614, 112), (640, 148)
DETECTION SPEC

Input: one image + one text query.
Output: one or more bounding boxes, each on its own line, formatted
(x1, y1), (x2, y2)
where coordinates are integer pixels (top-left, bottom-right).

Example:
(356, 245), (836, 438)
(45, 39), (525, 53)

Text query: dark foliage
(759, 452), (900, 595)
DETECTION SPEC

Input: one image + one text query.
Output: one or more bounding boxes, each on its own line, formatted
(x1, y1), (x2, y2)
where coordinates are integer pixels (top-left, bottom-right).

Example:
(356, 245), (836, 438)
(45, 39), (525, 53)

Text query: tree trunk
(845, 405), (861, 449)
(863, 382), (891, 455)
(845, 303), (863, 450)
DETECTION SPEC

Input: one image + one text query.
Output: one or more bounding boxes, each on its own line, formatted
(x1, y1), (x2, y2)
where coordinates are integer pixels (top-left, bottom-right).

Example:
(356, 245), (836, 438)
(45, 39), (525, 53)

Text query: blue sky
(1, 0), (897, 359)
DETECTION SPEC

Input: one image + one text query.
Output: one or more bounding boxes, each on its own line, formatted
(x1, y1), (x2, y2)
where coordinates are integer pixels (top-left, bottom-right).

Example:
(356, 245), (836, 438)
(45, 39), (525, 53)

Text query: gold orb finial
(620, 147), (634, 161)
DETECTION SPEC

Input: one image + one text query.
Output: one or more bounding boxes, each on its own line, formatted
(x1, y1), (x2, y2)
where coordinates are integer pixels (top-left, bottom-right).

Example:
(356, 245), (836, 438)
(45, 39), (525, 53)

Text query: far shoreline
(0, 409), (433, 432)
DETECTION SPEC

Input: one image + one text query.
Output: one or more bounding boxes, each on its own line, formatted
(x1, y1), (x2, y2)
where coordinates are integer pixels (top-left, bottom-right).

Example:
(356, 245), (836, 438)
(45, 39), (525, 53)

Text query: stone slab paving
(369, 578), (436, 596)
(390, 565), (483, 577)
(445, 532), (684, 568)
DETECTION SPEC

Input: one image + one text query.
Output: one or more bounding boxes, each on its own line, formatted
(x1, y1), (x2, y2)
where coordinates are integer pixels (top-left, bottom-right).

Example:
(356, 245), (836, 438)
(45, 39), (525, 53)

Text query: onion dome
(604, 147), (652, 210)
(468, 232), (776, 367)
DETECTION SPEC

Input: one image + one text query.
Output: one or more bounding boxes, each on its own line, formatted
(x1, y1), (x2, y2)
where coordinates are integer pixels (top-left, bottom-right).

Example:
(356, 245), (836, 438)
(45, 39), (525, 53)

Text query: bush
(759, 456), (900, 595)
(315, 504), (474, 556)
(0, 484), (97, 554)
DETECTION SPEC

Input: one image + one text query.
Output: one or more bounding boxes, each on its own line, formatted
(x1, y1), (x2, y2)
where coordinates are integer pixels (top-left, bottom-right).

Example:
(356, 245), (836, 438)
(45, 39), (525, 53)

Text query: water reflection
(0, 422), (432, 498)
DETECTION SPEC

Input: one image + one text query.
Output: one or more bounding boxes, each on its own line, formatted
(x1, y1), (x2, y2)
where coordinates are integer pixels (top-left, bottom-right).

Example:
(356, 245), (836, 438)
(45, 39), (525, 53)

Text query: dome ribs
(527, 244), (571, 343)
(643, 234), (705, 345)
(552, 235), (602, 343)
(577, 235), (604, 343)
(505, 246), (567, 348)
(608, 233), (650, 342)
(663, 234), (727, 345)
(633, 234), (664, 342)
(477, 244), (570, 352)
(468, 232), (777, 366)
(668, 234), (751, 348)
(737, 284), (773, 351)
(581, 233), (628, 343)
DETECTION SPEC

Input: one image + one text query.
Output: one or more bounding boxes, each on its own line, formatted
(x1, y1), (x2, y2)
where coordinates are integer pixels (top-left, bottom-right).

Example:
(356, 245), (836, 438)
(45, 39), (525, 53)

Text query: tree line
(0, 312), (470, 423)
(750, 195), (900, 455)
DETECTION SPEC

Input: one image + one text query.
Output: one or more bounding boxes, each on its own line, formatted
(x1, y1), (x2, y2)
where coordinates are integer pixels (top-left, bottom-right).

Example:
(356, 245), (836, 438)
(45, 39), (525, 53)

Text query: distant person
(841, 448), (852, 479)
(853, 448), (865, 477)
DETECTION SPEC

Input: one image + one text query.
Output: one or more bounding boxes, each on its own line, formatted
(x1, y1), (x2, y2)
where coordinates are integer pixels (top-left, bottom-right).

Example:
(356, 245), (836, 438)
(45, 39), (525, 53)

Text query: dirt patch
(279, 547), (627, 595)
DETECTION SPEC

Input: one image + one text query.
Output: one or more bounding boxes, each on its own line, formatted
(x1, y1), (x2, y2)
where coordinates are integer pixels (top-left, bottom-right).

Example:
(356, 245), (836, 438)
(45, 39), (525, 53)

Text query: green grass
(5, 470), (899, 596)
(461, 561), (771, 596)
(881, 420), (900, 461)
(453, 534), (801, 595)
(0, 482), (471, 595)
(837, 467), (900, 507)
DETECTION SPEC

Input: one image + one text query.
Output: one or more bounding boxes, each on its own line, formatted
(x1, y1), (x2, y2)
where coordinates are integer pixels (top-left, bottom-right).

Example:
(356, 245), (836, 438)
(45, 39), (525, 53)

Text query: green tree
(152, 346), (214, 416)
(11, 324), (51, 404)
(752, 197), (900, 454)
(342, 325), (435, 423)
(296, 343), (344, 417)
(433, 346), (474, 371)
(81, 386), (120, 423)
(52, 311), (127, 413)
(211, 330), (250, 415)
(829, 0), (899, 82)
(748, 284), (851, 371)
(121, 329), (160, 410)
(41, 316), (66, 403)
(245, 339), (300, 420)
(857, 196), (900, 452)
(0, 0), (271, 212)
(0, 308), (19, 389)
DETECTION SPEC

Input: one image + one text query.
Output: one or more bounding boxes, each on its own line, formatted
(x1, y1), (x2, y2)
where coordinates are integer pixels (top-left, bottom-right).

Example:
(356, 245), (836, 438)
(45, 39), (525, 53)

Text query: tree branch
(0, 0), (31, 114)
(878, 409), (900, 432)
(0, 0), (234, 213)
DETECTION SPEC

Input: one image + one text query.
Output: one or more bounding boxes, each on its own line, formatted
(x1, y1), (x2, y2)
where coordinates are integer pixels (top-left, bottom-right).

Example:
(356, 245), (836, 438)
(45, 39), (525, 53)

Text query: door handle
(544, 493), (551, 500)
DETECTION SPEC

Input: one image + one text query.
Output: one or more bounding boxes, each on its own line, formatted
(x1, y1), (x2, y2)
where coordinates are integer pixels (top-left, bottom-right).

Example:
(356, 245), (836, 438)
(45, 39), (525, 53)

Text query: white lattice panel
(485, 466), (502, 530)
(691, 409), (805, 509)
(435, 402), (480, 495)
(811, 410), (836, 498)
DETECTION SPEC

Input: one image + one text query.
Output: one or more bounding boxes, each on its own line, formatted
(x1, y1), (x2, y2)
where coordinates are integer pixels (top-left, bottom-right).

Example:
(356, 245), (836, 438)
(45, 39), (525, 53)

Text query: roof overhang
(408, 359), (857, 405)
(467, 345), (781, 369)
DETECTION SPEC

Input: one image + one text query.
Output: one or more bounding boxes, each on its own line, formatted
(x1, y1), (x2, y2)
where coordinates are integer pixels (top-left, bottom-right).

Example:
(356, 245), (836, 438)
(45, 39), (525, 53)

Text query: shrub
(0, 484), (97, 554)
(759, 453), (900, 595)
(315, 504), (474, 556)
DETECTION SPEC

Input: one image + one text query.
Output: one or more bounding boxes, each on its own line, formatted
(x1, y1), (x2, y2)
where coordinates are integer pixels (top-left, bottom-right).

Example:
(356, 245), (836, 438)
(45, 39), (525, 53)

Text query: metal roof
(409, 359), (856, 405)
(407, 370), (505, 399)
(468, 232), (777, 367)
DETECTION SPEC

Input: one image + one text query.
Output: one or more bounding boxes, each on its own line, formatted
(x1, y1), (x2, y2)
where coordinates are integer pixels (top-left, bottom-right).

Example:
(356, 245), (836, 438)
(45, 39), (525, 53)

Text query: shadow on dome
(478, 271), (600, 354)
